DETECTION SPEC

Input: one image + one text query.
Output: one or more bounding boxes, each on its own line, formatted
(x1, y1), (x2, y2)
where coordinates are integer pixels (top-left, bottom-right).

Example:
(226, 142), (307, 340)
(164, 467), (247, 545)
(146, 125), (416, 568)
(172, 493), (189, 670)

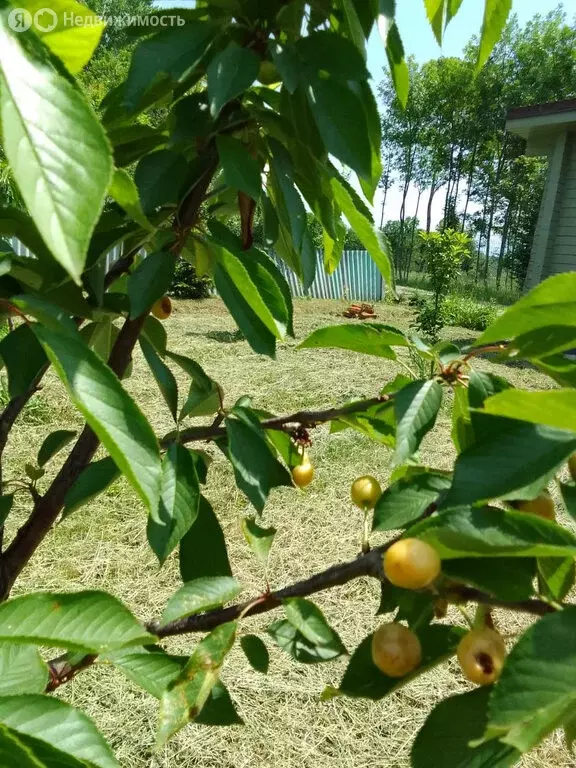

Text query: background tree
(378, 5), (576, 288)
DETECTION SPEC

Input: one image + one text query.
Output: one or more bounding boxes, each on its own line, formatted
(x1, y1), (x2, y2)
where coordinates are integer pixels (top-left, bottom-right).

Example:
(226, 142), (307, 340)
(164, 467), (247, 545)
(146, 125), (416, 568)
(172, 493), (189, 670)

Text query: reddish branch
(172, 394), (392, 446)
(46, 538), (558, 691)
(0, 314), (147, 598)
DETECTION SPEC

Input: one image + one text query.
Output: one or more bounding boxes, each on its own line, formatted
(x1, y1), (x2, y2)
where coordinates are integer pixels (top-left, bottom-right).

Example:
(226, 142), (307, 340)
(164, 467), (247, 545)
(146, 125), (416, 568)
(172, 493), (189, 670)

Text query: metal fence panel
(8, 238), (384, 302)
(273, 250), (383, 301)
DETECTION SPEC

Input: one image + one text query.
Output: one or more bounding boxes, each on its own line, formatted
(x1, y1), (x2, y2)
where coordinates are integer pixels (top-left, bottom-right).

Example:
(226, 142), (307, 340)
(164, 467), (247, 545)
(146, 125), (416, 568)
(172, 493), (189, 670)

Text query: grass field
(5, 297), (572, 768)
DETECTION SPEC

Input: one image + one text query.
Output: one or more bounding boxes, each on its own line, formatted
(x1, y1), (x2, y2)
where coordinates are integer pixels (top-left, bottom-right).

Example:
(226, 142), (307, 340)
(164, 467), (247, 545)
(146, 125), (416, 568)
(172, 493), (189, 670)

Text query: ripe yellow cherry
(383, 538), (441, 590)
(292, 455), (314, 488)
(371, 623), (422, 678)
(351, 475), (382, 509)
(151, 295), (172, 320)
(513, 492), (555, 520)
(568, 453), (576, 483)
(457, 628), (506, 686)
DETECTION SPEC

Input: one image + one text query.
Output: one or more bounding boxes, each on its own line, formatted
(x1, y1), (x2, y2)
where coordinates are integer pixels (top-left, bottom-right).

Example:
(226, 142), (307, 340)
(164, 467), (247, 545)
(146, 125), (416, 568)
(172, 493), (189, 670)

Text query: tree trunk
(483, 137), (508, 282)
(443, 143), (455, 226)
(476, 188), (490, 279)
(404, 188), (422, 280)
(379, 183), (389, 229)
(426, 174), (438, 233)
(460, 143), (478, 232)
(398, 148), (415, 278)
(496, 198), (514, 285)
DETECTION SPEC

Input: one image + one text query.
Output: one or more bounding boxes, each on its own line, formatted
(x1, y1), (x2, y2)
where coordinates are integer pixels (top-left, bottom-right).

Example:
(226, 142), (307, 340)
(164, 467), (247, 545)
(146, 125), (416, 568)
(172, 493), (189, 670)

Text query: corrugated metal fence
(274, 249), (384, 301)
(8, 239), (384, 302)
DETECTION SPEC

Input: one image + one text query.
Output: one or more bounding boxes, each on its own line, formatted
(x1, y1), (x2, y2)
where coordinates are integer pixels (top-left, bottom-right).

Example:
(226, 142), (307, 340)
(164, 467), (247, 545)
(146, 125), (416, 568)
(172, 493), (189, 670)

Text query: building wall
(542, 130), (576, 279)
(525, 129), (576, 288)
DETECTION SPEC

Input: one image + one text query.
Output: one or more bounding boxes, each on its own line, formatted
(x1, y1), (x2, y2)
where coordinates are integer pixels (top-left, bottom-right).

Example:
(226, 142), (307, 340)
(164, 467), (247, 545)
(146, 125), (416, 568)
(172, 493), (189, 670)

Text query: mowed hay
(5, 297), (572, 767)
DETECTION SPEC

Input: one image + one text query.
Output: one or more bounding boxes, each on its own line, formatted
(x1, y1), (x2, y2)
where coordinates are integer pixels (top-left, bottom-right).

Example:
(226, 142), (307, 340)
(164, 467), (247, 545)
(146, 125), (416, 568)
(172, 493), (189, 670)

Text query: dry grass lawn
(4, 297), (573, 767)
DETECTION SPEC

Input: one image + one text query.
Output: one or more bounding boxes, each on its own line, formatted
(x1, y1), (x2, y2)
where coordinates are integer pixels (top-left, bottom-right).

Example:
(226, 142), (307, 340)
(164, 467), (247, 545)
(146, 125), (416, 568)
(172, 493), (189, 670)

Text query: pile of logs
(343, 303), (377, 319)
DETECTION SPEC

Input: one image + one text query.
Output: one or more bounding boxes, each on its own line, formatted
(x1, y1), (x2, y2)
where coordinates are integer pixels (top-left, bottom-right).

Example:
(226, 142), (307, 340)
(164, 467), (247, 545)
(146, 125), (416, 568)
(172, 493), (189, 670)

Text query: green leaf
(109, 168), (153, 231)
(0, 590), (153, 653)
(216, 136), (262, 200)
(268, 139), (316, 289)
(394, 380), (443, 463)
(373, 471), (451, 531)
(207, 42), (259, 117)
(508, 326), (576, 360)
(37, 430), (77, 468)
(33, 324), (161, 511)
(267, 619), (344, 664)
(225, 406), (292, 512)
(330, 400), (396, 446)
(213, 262), (276, 356)
(339, 625), (464, 699)
(284, 598), (346, 652)
(17, 0), (105, 74)
(161, 577), (241, 624)
(477, 0), (513, 70)
(157, 621), (237, 746)
(0, 10), (112, 283)
(142, 315), (167, 354)
(331, 173), (394, 287)
(128, 251), (176, 319)
(0, 695), (118, 768)
(241, 517), (276, 566)
(0, 724), (45, 767)
(294, 30), (369, 81)
(148, 443), (200, 564)
(62, 457), (120, 518)
(106, 649), (185, 698)
(210, 222), (291, 338)
(0, 325), (46, 399)
(443, 558), (536, 601)
(483, 389), (576, 434)
(484, 607), (576, 752)
(307, 77), (371, 180)
(179, 496), (232, 582)
(0, 645), (48, 696)
(134, 150), (189, 213)
(166, 351), (221, 420)
(537, 557), (575, 602)
(451, 385), (473, 453)
(408, 506), (576, 559)
(140, 338), (178, 422)
(423, 0), (446, 45)
(475, 273), (576, 346)
(379, 586), (434, 630)
(412, 688), (519, 768)
(560, 481), (576, 523)
(443, 419), (576, 507)
(299, 323), (406, 358)
(379, 17), (409, 108)
(124, 23), (215, 111)
(240, 635), (269, 674)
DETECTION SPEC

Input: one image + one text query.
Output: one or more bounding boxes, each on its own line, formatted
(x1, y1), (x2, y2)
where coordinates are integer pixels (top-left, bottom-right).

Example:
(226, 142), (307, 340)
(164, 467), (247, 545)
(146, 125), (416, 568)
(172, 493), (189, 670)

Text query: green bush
(441, 295), (501, 331)
(169, 259), (212, 299)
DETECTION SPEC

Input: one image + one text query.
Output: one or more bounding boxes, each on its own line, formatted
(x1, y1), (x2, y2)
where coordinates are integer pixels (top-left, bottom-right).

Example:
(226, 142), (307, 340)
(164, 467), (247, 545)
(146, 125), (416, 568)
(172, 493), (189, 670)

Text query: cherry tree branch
(0, 314), (147, 598)
(171, 394), (392, 446)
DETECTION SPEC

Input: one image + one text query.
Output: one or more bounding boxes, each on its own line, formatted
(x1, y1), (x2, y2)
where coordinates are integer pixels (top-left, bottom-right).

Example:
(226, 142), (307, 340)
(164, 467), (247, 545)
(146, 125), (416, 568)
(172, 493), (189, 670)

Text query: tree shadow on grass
(186, 329), (245, 344)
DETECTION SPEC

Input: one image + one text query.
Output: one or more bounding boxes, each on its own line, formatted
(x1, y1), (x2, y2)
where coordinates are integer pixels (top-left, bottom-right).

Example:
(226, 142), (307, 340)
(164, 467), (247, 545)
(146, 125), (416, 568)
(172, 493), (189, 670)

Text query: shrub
(440, 295), (501, 331)
(169, 258), (212, 299)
